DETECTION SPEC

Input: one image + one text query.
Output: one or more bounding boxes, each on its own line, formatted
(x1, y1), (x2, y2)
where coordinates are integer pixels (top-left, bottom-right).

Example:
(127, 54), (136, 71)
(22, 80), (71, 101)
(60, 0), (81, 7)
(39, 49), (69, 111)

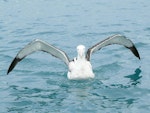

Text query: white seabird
(7, 34), (140, 80)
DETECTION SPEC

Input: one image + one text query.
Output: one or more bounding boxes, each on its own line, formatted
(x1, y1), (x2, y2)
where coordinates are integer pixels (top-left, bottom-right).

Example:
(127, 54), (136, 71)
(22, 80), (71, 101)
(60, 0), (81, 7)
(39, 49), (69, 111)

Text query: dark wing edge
(7, 39), (70, 74)
(7, 58), (22, 74)
(126, 45), (140, 59)
(86, 34), (140, 61)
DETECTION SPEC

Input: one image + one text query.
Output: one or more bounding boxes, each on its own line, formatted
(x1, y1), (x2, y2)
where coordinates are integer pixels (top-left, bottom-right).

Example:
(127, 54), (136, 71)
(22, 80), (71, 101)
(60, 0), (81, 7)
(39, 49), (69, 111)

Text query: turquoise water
(0, 0), (150, 112)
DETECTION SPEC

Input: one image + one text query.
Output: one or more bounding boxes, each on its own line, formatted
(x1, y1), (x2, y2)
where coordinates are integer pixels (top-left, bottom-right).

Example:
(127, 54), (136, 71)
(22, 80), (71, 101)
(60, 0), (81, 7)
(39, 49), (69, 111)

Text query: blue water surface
(0, 0), (150, 113)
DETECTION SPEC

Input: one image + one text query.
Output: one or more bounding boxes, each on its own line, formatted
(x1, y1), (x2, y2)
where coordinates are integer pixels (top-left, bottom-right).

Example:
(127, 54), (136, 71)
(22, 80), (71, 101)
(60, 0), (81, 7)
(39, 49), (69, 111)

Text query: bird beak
(79, 50), (84, 57)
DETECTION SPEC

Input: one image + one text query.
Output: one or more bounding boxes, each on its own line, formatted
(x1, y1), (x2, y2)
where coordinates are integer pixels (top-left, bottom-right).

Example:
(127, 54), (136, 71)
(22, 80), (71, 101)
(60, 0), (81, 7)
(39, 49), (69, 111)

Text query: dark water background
(0, 0), (150, 113)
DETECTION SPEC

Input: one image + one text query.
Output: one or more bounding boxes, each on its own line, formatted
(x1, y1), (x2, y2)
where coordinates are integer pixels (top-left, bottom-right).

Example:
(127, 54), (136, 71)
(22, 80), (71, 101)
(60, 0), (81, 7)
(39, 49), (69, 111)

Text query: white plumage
(68, 45), (95, 79)
(7, 34), (140, 80)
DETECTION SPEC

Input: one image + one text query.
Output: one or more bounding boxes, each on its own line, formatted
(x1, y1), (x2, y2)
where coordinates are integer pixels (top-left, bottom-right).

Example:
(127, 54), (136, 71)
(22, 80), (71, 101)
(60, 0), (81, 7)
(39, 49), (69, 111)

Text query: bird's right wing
(7, 39), (70, 74)
(86, 34), (140, 61)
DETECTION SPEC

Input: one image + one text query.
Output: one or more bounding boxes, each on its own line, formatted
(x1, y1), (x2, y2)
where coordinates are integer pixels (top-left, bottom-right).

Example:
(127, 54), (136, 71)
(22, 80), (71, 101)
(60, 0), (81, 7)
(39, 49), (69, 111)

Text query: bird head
(77, 45), (86, 58)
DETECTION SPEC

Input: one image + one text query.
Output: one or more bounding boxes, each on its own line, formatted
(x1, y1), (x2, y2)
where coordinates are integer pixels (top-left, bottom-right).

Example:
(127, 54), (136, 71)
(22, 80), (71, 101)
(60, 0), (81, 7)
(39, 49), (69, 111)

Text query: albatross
(7, 34), (140, 80)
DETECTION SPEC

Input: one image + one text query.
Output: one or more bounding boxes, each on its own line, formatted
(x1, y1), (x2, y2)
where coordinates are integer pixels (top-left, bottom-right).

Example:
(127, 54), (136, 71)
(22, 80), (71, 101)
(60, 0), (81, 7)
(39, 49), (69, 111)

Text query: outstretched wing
(7, 39), (70, 74)
(86, 34), (140, 61)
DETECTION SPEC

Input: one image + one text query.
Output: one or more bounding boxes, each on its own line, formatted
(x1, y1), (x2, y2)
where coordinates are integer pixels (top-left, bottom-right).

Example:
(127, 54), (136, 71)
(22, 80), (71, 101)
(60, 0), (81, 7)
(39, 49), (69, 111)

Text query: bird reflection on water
(125, 68), (142, 86)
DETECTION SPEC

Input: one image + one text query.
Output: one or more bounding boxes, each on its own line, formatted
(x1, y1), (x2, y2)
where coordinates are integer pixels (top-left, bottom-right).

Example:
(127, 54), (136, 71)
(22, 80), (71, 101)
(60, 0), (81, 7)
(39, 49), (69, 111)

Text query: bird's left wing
(7, 39), (70, 74)
(86, 34), (140, 61)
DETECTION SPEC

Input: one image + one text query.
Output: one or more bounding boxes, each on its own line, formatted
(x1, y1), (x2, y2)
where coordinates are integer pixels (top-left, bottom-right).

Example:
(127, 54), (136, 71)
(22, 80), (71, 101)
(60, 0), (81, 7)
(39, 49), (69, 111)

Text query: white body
(68, 57), (95, 80)
(67, 45), (94, 79)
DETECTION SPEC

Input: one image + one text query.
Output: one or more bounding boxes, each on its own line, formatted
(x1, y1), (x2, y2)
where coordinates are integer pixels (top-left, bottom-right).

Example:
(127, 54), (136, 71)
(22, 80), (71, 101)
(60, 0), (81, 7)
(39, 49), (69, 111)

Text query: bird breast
(67, 58), (95, 80)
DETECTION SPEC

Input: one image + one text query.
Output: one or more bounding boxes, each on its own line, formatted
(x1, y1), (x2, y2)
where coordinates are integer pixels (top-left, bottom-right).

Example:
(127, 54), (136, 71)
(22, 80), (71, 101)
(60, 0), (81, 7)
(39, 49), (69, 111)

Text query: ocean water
(0, 0), (150, 113)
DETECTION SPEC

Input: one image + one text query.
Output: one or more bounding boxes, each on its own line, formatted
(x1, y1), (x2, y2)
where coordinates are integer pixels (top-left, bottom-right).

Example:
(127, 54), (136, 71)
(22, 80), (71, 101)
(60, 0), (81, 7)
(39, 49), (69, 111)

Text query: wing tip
(7, 57), (21, 75)
(129, 45), (140, 60)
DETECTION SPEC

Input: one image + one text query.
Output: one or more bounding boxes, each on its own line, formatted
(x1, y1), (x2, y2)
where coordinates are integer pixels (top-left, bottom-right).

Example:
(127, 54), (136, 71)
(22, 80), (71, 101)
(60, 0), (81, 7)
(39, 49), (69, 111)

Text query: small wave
(94, 62), (122, 73)
(23, 31), (65, 37)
